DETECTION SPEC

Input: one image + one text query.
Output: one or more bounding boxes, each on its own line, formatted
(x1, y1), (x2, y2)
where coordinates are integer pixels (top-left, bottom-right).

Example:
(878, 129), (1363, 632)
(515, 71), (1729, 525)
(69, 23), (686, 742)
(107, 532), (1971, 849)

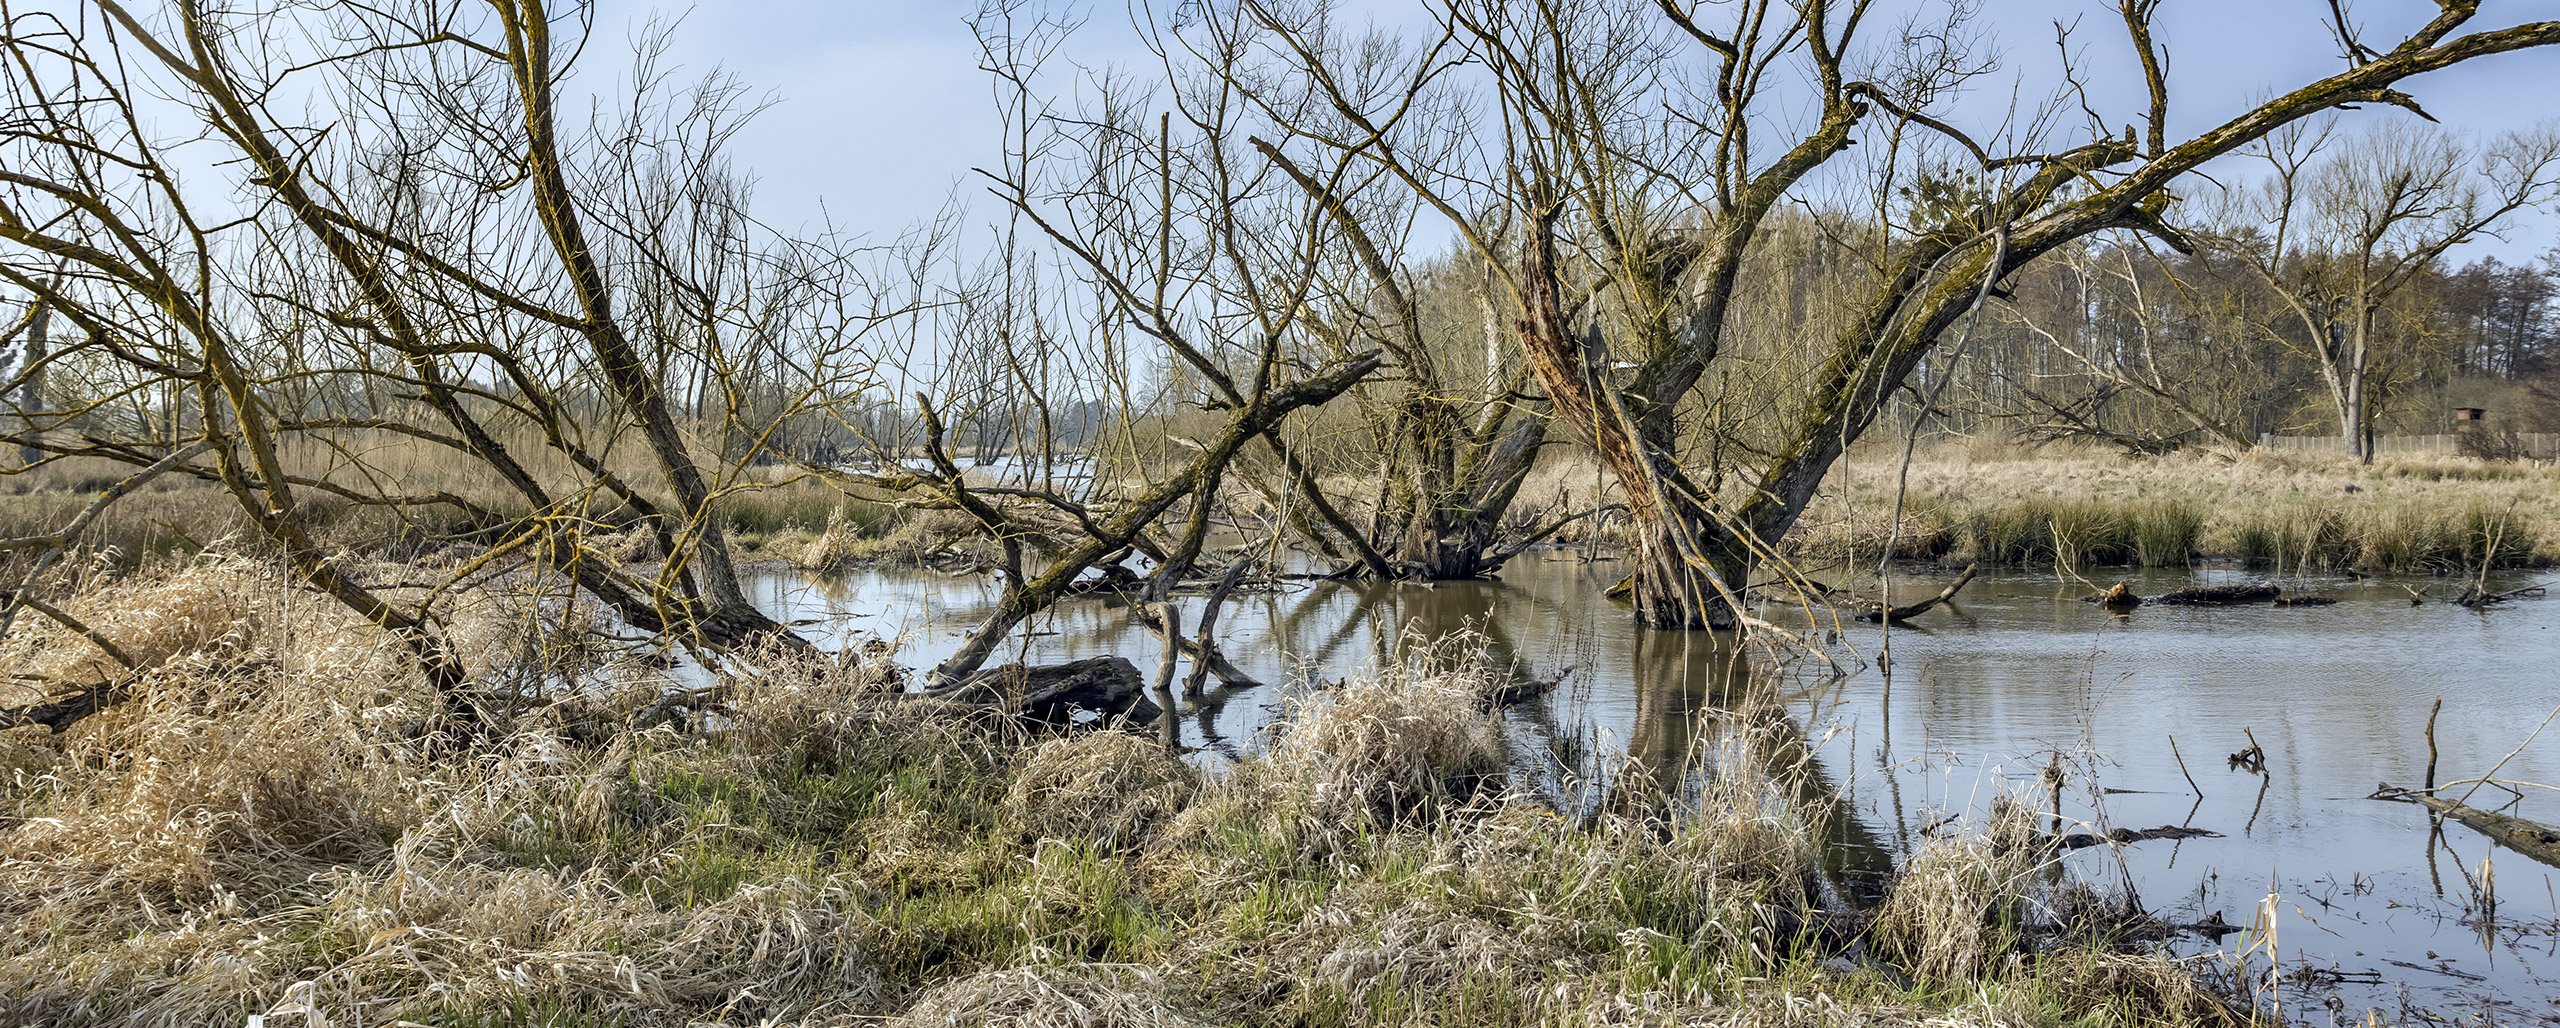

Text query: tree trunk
(15, 293), (46, 466)
(1516, 208), (1737, 629)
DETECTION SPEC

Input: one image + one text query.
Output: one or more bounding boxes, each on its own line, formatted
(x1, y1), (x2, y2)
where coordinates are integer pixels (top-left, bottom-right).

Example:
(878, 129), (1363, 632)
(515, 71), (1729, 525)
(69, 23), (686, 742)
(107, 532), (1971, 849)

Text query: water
(746, 555), (2560, 1017)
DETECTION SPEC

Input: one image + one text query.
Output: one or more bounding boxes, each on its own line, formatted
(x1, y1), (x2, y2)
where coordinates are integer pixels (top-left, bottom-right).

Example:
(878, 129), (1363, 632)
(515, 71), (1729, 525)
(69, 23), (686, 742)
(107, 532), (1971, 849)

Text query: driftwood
(0, 678), (129, 733)
(1851, 563), (1978, 624)
(1482, 664), (1572, 708)
(2151, 583), (2281, 606)
(2047, 825), (2222, 851)
(2457, 583), (2547, 609)
(2091, 582), (2331, 609)
(936, 656), (1160, 726)
(1134, 604), (1266, 691)
(2373, 783), (2560, 870)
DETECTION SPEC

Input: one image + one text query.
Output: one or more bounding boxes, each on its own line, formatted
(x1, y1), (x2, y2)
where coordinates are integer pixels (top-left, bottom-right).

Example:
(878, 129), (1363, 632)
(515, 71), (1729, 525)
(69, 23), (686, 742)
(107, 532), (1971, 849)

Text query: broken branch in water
(2046, 825), (2224, 851)
(2457, 583), (2547, 609)
(2227, 728), (2266, 774)
(2151, 583), (2281, 606)
(1135, 601), (1266, 691)
(1852, 563), (1978, 623)
(2371, 783), (2560, 870)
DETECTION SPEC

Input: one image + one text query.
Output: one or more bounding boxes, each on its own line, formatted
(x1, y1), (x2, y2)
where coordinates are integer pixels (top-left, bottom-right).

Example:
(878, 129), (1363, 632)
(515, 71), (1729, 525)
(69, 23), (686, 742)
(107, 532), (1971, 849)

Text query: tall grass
(1950, 498), (2200, 571)
(0, 444), (921, 573)
(0, 562), (2239, 1027)
(1810, 442), (2560, 572)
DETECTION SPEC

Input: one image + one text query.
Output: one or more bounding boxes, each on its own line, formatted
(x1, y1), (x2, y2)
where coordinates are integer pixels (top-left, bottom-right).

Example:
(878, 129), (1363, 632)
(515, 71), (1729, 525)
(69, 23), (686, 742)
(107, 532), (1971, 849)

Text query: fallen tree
(1852, 564), (1980, 624)
(2373, 783), (2560, 870)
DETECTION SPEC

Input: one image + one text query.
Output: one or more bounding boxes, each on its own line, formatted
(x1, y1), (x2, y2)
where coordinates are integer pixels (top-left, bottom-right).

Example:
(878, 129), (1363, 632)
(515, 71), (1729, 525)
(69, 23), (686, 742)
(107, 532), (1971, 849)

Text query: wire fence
(2258, 432), (2560, 459)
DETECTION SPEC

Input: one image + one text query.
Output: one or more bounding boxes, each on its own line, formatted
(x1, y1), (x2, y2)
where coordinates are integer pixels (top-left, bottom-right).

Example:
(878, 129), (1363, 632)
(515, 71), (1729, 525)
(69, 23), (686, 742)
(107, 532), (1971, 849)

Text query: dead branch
(2373, 783), (2560, 870)
(1852, 563), (1979, 623)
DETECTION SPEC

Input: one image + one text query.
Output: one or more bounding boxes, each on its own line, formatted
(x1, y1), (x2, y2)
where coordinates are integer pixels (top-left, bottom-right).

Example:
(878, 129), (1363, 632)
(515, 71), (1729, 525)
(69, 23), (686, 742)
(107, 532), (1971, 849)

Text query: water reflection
(747, 554), (2560, 1013)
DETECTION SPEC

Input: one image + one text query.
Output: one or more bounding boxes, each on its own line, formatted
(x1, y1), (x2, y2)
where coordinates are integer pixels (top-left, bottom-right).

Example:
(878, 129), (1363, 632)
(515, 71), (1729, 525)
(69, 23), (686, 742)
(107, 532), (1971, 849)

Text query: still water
(747, 555), (2560, 1017)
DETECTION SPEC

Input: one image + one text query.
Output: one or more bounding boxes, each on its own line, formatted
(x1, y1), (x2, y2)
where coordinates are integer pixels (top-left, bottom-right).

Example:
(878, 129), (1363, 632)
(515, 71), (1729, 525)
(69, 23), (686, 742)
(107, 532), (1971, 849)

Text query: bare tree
(1996, 236), (2263, 452)
(0, 1), (933, 722)
(2213, 120), (2560, 461)
(838, 1), (1383, 685)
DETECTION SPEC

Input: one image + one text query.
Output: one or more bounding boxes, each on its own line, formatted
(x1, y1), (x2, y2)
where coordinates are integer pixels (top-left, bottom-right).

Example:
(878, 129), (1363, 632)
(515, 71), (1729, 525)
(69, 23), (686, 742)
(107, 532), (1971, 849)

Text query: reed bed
(1799, 441), (2560, 572)
(0, 561), (2249, 1027)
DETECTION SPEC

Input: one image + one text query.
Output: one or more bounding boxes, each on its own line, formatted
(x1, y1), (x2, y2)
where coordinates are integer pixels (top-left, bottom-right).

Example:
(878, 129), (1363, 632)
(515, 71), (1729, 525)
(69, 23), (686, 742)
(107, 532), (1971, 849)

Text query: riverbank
(1792, 442), (2560, 574)
(15, 439), (2556, 584)
(0, 562), (2247, 1027)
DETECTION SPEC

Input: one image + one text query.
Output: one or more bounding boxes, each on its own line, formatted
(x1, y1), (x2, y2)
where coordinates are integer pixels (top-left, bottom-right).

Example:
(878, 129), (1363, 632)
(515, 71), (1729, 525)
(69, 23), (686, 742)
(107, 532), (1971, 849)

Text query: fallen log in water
(1851, 563), (1979, 624)
(2047, 825), (2223, 851)
(2457, 583), (2547, 609)
(2373, 783), (2560, 870)
(934, 656), (1161, 726)
(2150, 583), (2282, 606)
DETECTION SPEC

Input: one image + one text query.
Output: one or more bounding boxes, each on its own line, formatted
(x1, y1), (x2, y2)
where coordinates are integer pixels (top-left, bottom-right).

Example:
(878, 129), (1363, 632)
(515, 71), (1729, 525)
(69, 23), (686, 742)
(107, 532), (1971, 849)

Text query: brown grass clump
(0, 561), (441, 917)
(0, 557), (400, 690)
(1868, 796), (2048, 985)
(1005, 731), (1196, 850)
(309, 865), (879, 1024)
(893, 964), (1209, 1028)
(1263, 645), (1509, 827)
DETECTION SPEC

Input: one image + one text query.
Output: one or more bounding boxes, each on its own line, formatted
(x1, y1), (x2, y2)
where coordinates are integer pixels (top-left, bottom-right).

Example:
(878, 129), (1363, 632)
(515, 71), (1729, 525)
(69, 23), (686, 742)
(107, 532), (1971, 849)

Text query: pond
(746, 554), (2560, 1018)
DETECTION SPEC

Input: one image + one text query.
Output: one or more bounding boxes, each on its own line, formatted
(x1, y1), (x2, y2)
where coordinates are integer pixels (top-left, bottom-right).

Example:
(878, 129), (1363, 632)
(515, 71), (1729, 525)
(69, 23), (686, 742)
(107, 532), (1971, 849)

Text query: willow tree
(1248, 0), (2560, 627)
(0, 1), (913, 716)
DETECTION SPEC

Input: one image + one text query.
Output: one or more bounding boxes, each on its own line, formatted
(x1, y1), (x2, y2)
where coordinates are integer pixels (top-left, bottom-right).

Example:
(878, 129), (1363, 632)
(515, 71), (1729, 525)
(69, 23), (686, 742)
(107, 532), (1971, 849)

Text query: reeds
(1809, 442), (2560, 572)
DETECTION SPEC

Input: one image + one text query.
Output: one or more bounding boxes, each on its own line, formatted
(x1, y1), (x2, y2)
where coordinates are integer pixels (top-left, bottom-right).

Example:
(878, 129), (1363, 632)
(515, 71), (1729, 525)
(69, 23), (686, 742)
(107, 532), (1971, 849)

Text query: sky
(582, 0), (2560, 263)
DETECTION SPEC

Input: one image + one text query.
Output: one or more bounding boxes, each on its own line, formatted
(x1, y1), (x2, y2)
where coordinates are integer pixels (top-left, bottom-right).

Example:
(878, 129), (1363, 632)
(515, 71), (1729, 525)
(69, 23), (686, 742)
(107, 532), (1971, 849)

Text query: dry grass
(1004, 731), (1196, 852)
(893, 964), (1208, 1028)
(1798, 440), (2560, 571)
(1263, 640), (1511, 828)
(0, 430), (921, 576)
(0, 561), (2254, 1028)
(1869, 797), (2046, 985)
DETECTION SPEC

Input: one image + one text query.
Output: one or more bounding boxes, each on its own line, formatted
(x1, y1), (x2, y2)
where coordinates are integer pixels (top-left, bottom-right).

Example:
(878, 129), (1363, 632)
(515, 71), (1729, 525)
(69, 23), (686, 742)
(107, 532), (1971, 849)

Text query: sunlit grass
(0, 563), (2253, 1025)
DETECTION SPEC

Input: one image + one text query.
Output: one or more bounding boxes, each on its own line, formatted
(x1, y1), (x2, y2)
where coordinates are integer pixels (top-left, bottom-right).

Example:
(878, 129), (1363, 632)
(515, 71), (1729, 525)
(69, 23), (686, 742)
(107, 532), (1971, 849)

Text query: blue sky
(586, 0), (2560, 262)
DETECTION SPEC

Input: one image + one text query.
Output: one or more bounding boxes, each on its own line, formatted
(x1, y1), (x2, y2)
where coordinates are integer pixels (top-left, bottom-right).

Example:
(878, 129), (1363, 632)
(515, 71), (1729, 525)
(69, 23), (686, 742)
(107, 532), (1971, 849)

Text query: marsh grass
(0, 437), (925, 574)
(1807, 442), (2560, 572)
(0, 562), (2253, 1027)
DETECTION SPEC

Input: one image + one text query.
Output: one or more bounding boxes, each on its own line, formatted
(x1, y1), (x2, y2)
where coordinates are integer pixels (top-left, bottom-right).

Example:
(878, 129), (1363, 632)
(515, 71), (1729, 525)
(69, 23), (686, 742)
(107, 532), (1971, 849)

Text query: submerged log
(1133, 604), (1266, 691)
(2457, 584), (2547, 609)
(2150, 583), (2281, 606)
(1852, 563), (1978, 624)
(937, 656), (1161, 726)
(2373, 783), (2560, 870)
(2048, 824), (2223, 851)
